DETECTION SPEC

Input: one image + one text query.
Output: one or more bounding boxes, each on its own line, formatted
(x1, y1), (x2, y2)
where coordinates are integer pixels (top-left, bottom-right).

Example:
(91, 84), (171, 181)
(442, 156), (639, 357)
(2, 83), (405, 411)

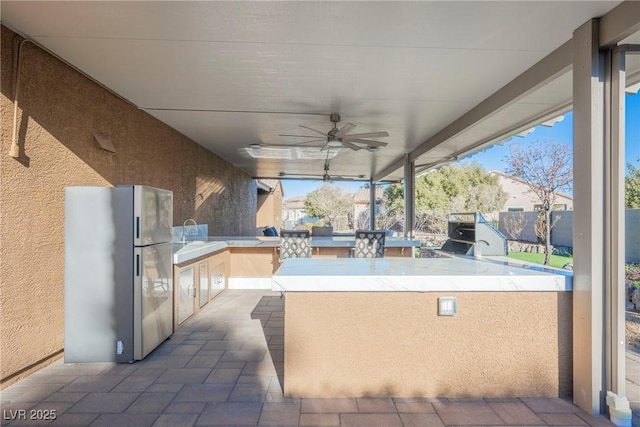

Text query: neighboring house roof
(489, 170), (573, 201)
(283, 196), (306, 210)
(353, 188), (385, 204)
(257, 179), (282, 194)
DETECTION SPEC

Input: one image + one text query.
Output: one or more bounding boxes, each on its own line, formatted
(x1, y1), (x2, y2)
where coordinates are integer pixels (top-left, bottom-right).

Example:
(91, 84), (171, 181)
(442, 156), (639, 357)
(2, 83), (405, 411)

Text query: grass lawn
(507, 252), (572, 269)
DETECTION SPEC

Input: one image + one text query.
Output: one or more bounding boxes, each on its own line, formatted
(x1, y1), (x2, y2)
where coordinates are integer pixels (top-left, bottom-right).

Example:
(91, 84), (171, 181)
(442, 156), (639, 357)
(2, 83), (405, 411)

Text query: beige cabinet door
(199, 261), (209, 308)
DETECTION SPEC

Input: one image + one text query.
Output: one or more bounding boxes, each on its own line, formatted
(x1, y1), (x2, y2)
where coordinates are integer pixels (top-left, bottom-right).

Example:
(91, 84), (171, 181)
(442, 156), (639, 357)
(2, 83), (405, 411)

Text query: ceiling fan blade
(328, 175), (364, 181)
(334, 122), (357, 139)
(282, 172), (326, 178)
(299, 125), (328, 136)
(295, 138), (328, 144)
(341, 140), (362, 151)
(261, 143), (325, 148)
(278, 134), (322, 138)
(342, 131), (389, 140)
(351, 139), (388, 147)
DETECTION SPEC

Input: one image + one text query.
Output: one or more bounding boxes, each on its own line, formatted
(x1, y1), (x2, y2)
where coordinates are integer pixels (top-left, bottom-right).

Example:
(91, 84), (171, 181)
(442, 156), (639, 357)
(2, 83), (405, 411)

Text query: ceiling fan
(277, 113), (389, 152)
(279, 158), (366, 182)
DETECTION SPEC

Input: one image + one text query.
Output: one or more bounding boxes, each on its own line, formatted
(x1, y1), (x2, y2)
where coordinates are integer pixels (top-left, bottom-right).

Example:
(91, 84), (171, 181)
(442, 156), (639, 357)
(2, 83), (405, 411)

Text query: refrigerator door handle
(136, 254), (140, 277)
(135, 216), (140, 240)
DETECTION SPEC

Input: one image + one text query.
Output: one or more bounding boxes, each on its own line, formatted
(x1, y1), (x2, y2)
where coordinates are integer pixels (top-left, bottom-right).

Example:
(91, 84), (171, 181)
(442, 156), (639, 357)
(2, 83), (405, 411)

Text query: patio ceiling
(2, 1), (639, 183)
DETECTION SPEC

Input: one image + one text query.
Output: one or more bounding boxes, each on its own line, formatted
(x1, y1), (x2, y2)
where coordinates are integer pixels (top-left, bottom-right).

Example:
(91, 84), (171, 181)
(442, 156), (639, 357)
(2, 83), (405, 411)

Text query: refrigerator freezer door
(134, 243), (174, 360)
(133, 186), (173, 246)
(65, 187), (134, 363)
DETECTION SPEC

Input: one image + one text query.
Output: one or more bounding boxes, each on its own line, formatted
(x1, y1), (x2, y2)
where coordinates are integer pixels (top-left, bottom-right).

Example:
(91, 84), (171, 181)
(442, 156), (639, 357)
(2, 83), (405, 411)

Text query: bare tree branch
(504, 140), (573, 265)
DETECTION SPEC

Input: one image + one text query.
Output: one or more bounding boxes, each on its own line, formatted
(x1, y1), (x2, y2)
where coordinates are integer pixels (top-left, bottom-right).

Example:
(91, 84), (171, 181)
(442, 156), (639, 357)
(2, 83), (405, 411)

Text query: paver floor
(1, 289), (615, 426)
(626, 348), (640, 427)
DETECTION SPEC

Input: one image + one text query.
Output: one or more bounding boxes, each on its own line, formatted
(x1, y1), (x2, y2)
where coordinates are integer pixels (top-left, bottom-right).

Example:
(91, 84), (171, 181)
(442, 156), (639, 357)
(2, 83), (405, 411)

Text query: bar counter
(272, 257), (572, 292)
(273, 257), (573, 399)
(173, 236), (421, 264)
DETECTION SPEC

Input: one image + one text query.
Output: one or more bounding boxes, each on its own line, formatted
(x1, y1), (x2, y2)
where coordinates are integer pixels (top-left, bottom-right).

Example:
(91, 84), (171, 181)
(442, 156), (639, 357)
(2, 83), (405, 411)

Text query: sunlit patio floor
(1, 289), (617, 426)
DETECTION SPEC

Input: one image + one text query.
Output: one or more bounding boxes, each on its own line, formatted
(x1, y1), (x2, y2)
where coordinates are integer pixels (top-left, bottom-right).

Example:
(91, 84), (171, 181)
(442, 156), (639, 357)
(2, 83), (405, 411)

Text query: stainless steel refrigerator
(64, 185), (174, 363)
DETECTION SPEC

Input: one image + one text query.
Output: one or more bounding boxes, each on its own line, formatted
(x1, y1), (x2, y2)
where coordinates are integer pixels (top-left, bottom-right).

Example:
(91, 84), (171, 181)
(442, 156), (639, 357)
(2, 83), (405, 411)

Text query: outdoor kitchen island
(272, 257), (573, 399)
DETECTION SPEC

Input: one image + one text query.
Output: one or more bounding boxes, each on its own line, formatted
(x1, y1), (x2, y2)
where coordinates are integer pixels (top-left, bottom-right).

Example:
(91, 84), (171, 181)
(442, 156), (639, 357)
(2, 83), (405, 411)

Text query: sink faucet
(181, 218), (198, 243)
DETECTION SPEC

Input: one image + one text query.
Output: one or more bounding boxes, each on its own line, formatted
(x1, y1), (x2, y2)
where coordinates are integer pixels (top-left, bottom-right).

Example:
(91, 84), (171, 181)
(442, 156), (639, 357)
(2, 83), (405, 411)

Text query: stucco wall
(627, 210), (640, 263)
(550, 210), (573, 248)
(0, 27), (257, 385)
(498, 211), (541, 243)
(257, 184), (283, 229)
(499, 210), (572, 246)
(499, 209), (640, 262)
(285, 291), (572, 398)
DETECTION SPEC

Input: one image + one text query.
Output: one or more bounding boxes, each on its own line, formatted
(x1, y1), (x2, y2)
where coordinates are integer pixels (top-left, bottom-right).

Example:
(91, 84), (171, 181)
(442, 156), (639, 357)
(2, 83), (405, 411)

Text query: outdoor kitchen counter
(173, 236), (421, 264)
(274, 257), (573, 399)
(272, 256), (572, 291)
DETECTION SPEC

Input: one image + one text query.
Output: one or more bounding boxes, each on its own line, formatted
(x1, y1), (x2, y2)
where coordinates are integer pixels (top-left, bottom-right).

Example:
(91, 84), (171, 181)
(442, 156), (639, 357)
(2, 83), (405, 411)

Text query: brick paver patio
(1, 290), (616, 426)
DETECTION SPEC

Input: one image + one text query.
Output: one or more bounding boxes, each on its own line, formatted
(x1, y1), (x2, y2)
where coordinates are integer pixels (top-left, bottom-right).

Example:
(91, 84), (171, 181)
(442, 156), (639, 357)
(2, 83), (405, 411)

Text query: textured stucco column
(284, 292), (573, 398)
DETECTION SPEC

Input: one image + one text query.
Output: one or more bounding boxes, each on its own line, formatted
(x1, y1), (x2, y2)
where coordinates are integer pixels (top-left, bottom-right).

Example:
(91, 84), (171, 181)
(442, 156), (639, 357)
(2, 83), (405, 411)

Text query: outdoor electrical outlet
(438, 297), (458, 316)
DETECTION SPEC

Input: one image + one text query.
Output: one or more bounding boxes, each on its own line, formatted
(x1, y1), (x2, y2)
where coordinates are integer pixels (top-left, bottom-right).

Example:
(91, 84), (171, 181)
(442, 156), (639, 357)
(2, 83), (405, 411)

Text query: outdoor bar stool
(279, 230), (311, 260)
(353, 230), (386, 258)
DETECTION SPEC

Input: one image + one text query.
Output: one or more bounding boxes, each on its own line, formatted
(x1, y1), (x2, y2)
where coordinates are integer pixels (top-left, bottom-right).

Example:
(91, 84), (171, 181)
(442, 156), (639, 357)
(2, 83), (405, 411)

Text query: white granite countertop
(173, 241), (228, 264)
(272, 257), (572, 292)
(205, 236), (421, 248)
(173, 236), (421, 264)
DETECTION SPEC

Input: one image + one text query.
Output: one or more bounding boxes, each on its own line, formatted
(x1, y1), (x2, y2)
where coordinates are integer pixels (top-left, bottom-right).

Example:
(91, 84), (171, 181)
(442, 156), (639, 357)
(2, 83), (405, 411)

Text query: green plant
(627, 263), (640, 284)
(507, 252), (572, 269)
(626, 263), (640, 274)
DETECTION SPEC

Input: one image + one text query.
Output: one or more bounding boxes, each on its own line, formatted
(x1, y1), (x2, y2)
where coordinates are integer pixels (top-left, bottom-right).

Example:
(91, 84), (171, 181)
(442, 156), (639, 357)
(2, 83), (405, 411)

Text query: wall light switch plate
(438, 296), (457, 316)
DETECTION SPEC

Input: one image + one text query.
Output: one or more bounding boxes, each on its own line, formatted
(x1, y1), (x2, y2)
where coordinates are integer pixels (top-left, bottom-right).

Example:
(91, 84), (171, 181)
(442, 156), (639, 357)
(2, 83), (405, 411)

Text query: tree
(626, 163), (640, 208)
(304, 184), (353, 228)
(504, 212), (528, 241)
(504, 139), (573, 265)
(355, 201), (403, 232)
(384, 163), (508, 236)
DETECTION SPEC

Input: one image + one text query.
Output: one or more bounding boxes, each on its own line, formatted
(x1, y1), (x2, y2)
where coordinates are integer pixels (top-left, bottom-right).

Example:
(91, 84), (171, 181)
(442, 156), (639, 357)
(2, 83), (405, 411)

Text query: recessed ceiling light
(367, 146), (378, 152)
(278, 172), (286, 177)
(248, 143), (263, 150)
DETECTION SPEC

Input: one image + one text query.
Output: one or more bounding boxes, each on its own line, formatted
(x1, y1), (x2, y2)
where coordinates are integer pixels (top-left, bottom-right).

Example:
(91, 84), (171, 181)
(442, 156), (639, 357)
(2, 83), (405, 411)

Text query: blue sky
(282, 93), (640, 199)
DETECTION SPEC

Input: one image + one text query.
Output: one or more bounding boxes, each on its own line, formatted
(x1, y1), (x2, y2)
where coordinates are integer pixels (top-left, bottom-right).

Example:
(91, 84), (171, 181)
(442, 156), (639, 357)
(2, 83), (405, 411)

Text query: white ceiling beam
(599, 1), (640, 48)
(373, 156), (407, 183)
(406, 39), (572, 165)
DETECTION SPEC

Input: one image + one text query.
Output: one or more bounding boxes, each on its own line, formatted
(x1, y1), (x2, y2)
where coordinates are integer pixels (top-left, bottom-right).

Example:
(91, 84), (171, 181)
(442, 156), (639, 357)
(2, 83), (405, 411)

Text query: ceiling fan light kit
(277, 158), (369, 182)
(258, 113), (393, 179)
